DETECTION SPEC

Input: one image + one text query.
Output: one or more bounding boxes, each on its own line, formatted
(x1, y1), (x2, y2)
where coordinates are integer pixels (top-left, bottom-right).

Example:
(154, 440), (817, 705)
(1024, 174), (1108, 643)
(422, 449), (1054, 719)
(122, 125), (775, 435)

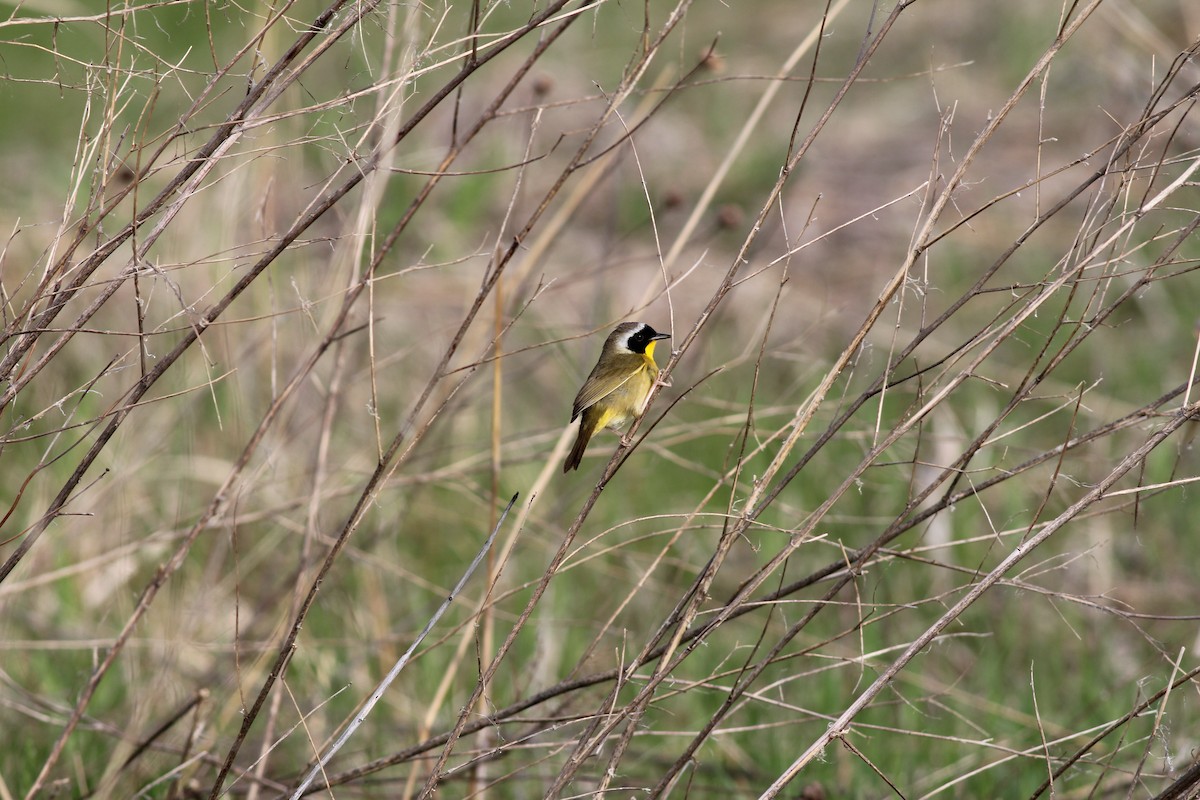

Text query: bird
(563, 321), (671, 473)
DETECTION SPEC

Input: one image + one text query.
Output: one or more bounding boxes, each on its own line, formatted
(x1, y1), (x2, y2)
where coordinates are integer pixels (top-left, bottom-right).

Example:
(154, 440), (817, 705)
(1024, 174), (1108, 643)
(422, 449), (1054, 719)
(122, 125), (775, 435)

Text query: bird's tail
(563, 414), (599, 472)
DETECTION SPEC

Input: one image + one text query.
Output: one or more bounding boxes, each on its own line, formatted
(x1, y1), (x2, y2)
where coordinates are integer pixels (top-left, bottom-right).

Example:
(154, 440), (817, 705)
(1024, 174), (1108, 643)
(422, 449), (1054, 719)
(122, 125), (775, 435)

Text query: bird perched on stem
(563, 321), (671, 472)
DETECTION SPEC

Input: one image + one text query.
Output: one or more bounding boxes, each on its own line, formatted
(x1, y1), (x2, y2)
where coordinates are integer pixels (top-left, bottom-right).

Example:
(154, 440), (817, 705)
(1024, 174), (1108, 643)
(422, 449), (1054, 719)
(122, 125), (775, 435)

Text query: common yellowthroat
(563, 322), (671, 472)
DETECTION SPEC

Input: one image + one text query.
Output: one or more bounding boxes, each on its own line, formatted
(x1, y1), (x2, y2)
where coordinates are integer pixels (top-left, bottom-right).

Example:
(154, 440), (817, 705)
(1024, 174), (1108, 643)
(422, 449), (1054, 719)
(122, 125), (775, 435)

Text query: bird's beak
(651, 332), (671, 341)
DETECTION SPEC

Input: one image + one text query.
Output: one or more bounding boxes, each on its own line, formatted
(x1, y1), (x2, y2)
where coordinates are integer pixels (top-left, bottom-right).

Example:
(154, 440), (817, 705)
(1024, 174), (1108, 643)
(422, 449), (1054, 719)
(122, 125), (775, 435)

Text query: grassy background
(2, 0), (1200, 798)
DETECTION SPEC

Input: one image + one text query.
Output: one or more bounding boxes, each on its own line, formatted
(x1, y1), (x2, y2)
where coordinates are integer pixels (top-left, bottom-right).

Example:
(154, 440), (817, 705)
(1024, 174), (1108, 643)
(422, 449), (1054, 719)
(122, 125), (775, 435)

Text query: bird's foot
(655, 371), (673, 389)
(619, 433), (635, 447)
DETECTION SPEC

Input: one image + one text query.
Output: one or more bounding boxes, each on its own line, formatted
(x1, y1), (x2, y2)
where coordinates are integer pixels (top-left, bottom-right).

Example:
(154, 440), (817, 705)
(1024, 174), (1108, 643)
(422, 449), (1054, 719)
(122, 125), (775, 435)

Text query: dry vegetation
(3, 0), (1200, 798)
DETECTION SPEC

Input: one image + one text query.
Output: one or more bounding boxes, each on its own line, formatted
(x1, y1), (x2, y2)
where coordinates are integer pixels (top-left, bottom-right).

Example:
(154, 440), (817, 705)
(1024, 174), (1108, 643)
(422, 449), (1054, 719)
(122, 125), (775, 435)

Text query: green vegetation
(2, 1), (1199, 798)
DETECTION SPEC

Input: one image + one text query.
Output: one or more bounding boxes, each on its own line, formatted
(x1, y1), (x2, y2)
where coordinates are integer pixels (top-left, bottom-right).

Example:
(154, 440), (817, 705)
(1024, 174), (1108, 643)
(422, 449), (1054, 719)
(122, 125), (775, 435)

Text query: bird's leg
(654, 370), (673, 389)
(619, 431), (635, 447)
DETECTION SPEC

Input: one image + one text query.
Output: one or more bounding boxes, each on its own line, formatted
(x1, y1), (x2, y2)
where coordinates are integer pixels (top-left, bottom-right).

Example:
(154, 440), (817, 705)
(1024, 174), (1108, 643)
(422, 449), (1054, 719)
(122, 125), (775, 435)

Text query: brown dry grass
(3, 1), (1200, 798)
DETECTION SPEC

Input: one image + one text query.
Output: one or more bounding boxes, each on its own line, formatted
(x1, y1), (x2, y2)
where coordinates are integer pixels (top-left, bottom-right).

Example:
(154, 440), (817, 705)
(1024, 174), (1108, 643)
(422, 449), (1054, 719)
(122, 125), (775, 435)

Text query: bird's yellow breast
(595, 362), (655, 432)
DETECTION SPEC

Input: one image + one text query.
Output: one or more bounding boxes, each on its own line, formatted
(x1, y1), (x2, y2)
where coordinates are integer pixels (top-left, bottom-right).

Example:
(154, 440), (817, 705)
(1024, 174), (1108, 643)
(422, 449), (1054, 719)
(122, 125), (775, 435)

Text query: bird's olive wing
(570, 364), (639, 422)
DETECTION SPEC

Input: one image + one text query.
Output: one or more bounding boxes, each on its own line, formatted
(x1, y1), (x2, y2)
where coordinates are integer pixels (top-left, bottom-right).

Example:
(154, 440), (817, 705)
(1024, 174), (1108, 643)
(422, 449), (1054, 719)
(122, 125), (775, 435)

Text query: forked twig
(758, 405), (1200, 798)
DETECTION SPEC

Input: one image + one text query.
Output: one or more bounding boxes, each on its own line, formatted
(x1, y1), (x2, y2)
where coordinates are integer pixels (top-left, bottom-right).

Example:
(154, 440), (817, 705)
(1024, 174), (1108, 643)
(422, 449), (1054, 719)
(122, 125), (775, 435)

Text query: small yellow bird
(563, 321), (671, 472)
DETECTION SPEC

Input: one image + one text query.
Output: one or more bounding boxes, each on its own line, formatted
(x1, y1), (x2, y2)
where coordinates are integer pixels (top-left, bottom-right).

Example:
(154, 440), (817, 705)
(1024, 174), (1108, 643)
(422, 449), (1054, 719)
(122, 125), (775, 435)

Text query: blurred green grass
(3, 0), (1200, 797)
